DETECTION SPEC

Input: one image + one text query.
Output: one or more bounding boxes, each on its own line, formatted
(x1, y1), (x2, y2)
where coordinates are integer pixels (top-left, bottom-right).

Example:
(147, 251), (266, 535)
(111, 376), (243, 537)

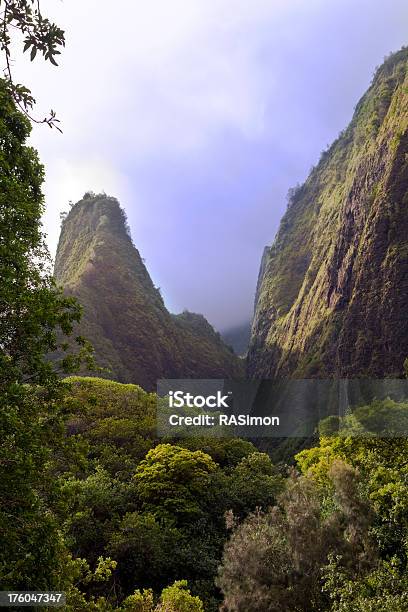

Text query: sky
(10, 0), (408, 331)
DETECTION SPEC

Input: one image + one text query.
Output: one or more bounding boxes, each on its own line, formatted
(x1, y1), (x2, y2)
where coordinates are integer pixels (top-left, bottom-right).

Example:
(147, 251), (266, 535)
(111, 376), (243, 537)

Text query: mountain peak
(54, 194), (243, 389)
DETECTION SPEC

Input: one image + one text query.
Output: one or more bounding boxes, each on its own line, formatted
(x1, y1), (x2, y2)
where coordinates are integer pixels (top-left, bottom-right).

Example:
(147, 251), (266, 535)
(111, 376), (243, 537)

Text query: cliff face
(248, 48), (408, 379)
(54, 194), (243, 390)
(254, 246), (271, 310)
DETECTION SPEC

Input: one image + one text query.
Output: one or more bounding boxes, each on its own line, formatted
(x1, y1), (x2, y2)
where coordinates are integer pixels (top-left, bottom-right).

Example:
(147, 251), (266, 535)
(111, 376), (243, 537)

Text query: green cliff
(54, 193), (243, 390)
(248, 48), (408, 378)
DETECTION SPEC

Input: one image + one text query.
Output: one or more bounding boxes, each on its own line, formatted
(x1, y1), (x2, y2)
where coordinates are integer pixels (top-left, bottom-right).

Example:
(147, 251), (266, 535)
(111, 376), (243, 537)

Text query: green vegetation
(12, 374), (404, 611)
(5, 358), (408, 610)
(248, 46), (408, 379)
(53, 377), (282, 610)
(0, 0), (65, 129)
(2, 28), (408, 612)
(0, 77), (242, 609)
(0, 77), (90, 592)
(53, 194), (244, 390)
(120, 580), (204, 612)
(217, 401), (408, 611)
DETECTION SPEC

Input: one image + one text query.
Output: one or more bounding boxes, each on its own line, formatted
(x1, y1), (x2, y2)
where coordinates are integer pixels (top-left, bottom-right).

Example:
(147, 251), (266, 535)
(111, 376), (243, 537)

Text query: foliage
(323, 555), (408, 612)
(54, 377), (282, 609)
(0, 79), (84, 387)
(2, 28), (408, 612)
(0, 79), (92, 590)
(179, 437), (259, 469)
(296, 404), (408, 560)
(107, 511), (181, 596)
(156, 580), (204, 612)
(0, 0), (65, 128)
(226, 451), (284, 517)
(217, 462), (375, 612)
(134, 444), (217, 522)
(120, 581), (204, 612)
(120, 589), (155, 612)
(292, 404), (408, 611)
(51, 386), (408, 611)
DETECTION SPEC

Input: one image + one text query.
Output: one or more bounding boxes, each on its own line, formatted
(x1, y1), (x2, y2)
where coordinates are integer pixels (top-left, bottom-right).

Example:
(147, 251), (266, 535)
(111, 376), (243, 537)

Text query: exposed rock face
(54, 193), (243, 390)
(254, 246), (271, 309)
(248, 48), (408, 379)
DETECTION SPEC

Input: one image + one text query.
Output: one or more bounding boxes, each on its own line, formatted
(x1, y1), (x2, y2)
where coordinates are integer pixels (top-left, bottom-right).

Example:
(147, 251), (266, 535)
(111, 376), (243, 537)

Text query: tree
(323, 555), (408, 612)
(107, 512), (182, 596)
(0, 0), (65, 129)
(121, 581), (204, 612)
(0, 80), (88, 387)
(134, 444), (217, 522)
(0, 78), (90, 589)
(296, 402), (408, 560)
(227, 452), (283, 517)
(217, 463), (375, 612)
(156, 581), (204, 612)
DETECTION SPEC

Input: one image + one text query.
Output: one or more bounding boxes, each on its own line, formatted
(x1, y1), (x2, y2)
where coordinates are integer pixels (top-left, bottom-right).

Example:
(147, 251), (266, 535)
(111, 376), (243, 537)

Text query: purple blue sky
(12, 0), (408, 330)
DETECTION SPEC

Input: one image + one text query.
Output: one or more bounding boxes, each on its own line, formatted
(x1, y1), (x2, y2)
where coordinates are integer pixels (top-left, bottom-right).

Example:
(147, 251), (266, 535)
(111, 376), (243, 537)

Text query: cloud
(14, 0), (332, 156)
(8, 0), (408, 328)
(40, 157), (132, 253)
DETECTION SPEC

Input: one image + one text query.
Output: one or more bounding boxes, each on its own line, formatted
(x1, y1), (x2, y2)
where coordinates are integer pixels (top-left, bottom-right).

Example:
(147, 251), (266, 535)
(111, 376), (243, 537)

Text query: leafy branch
(0, 0), (65, 131)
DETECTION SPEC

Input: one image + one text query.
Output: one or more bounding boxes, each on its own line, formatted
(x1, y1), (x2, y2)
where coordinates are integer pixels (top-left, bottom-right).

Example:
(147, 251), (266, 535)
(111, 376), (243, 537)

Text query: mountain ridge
(54, 193), (243, 390)
(248, 48), (408, 379)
